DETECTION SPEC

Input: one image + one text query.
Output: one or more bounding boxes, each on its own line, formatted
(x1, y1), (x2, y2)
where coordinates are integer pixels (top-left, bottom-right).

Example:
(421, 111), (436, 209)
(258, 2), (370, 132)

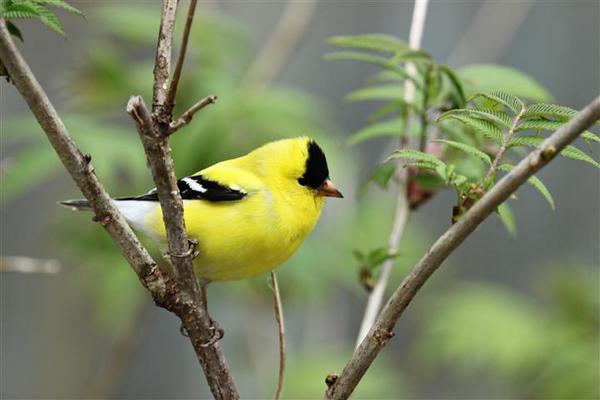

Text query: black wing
(118, 175), (247, 202)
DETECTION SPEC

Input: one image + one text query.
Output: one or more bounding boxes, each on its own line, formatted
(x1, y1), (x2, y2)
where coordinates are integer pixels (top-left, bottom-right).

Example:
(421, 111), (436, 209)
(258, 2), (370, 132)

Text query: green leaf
(581, 131), (600, 144)
(2, 3), (40, 19)
(328, 34), (408, 53)
(508, 136), (600, 169)
(34, 0), (83, 16)
(523, 103), (585, 122)
(22, 0), (65, 35)
(497, 202), (516, 237)
(6, 20), (23, 41)
(369, 163), (396, 189)
(498, 165), (555, 210)
(459, 64), (551, 102)
(439, 64), (466, 106)
(439, 108), (512, 129)
(386, 148), (447, 168)
(433, 139), (492, 164)
(438, 114), (503, 144)
(469, 91), (525, 114)
(324, 51), (418, 84)
(346, 118), (403, 146)
(516, 118), (564, 132)
(527, 175), (555, 210)
(345, 84), (404, 103)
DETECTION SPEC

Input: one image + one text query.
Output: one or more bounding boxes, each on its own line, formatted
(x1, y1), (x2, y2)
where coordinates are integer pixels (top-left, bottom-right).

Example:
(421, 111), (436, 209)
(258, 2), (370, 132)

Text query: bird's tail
(58, 199), (91, 210)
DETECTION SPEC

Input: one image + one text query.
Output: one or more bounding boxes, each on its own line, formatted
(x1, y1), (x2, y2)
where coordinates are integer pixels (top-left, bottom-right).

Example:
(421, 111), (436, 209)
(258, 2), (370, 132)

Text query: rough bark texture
(0, 5), (240, 398)
(326, 96), (600, 399)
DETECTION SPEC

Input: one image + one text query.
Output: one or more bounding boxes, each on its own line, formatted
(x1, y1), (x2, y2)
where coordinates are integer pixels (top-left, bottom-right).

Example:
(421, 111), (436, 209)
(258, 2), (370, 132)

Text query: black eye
(298, 141), (329, 189)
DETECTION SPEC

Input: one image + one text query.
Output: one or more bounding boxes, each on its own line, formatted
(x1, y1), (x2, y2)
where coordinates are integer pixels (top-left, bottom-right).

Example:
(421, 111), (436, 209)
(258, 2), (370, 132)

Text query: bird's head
(253, 137), (343, 199)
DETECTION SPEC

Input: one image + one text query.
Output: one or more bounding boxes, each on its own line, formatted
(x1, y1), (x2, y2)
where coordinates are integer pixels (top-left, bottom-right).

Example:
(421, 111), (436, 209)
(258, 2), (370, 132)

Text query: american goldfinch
(60, 137), (342, 282)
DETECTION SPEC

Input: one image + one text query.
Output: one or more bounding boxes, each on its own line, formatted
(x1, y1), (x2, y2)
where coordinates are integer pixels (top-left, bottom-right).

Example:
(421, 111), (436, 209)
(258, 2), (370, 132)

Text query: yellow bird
(60, 137), (343, 282)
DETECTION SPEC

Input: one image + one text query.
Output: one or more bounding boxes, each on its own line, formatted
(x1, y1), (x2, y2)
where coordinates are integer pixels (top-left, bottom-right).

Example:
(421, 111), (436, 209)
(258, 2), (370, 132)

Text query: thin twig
(243, 0), (319, 87)
(270, 272), (286, 400)
(485, 107), (525, 181)
(355, 0), (430, 348)
(0, 256), (60, 274)
(165, 0), (198, 113)
(169, 94), (217, 134)
(327, 96), (600, 399)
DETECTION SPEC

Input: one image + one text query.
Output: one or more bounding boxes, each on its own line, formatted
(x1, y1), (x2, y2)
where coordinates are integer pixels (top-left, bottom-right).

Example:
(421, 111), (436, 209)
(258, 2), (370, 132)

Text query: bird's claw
(199, 319), (224, 348)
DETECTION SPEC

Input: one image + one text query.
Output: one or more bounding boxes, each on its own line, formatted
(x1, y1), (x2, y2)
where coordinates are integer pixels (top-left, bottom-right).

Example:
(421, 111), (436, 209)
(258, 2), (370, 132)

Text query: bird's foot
(169, 238), (200, 259)
(200, 319), (224, 348)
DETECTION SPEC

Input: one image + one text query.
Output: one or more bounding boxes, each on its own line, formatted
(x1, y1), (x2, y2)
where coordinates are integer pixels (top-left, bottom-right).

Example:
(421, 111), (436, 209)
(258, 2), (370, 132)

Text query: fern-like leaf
(33, 0), (83, 15)
(20, 0), (65, 35)
(438, 114), (504, 144)
(523, 103), (583, 122)
(6, 20), (24, 41)
(2, 3), (40, 19)
(508, 136), (600, 169)
(581, 131), (600, 144)
(498, 164), (555, 210)
(516, 118), (600, 145)
(328, 34), (408, 54)
(469, 91), (525, 114)
(433, 139), (492, 165)
(439, 64), (466, 106)
(496, 202), (516, 237)
(439, 108), (512, 129)
(386, 148), (447, 168)
(516, 118), (563, 132)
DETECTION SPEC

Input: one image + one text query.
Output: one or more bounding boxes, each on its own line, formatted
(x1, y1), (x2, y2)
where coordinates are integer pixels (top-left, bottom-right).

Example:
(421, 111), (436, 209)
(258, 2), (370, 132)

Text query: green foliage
(496, 202), (516, 236)
(0, 0), (83, 37)
(353, 247), (399, 291)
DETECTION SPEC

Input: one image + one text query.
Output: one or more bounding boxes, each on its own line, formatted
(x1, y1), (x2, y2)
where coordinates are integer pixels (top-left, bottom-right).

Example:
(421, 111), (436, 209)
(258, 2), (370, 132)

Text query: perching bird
(60, 137), (342, 282)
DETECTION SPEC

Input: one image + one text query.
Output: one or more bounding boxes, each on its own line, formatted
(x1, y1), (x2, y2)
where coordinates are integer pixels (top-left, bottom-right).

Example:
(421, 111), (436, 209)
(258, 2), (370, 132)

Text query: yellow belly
(145, 191), (323, 281)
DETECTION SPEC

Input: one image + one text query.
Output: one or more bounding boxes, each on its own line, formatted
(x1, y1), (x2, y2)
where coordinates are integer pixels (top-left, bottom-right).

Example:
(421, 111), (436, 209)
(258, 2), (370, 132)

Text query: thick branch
(327, 96), (600, 399)
(0, 19), (169, 298)
(126, 96), (238, 400)
(129, 1), (239, 397)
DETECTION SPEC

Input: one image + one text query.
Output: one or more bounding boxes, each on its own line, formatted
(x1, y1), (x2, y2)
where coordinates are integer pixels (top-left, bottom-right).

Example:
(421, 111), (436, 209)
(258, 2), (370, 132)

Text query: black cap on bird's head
(298, 140), (343, 198)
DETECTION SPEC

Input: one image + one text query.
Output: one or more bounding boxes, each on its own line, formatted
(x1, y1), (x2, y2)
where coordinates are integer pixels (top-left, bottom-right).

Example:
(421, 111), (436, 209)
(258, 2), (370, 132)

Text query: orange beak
(318, 179), (343, 198)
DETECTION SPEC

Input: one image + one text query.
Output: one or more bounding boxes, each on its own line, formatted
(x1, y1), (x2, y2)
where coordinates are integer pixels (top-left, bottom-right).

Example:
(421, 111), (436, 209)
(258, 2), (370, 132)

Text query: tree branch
(165, 0), (198, 113)
(152, 0), (177, 123)
(1, 3), (239, 397)
(327, 96), (600, 399)
(127, 0), (239, 397)
(355, 0), (430, 347)
(0, 19), (168, 298)
(169, 94), (217, 134)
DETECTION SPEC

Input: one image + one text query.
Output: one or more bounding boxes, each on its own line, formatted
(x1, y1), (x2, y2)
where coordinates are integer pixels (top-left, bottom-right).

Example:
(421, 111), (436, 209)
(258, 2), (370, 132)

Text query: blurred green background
(1, 1), (598, 399)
